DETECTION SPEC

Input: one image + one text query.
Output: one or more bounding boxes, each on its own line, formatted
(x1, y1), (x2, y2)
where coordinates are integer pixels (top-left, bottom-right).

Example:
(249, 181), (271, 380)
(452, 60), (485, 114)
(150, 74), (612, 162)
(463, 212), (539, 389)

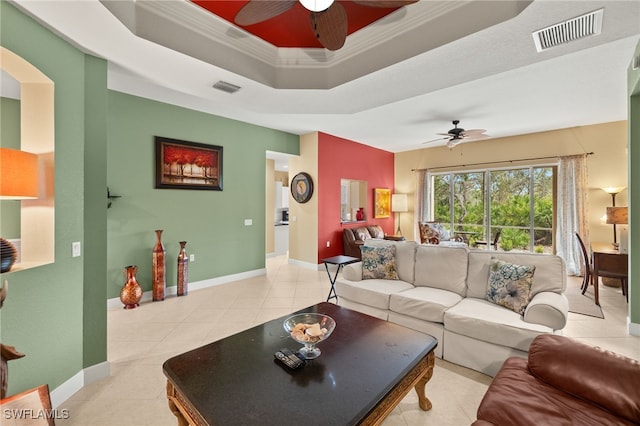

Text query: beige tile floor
(58, 255), (639, 425)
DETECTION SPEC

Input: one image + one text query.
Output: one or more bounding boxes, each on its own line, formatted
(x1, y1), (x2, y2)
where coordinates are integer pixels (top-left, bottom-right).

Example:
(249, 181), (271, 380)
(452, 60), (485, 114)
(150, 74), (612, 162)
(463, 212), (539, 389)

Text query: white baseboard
(628, 319), (640, 336)
(107, 268), (266, 308)
(287, 257), (324, 271)
(50, 361), (110, 408)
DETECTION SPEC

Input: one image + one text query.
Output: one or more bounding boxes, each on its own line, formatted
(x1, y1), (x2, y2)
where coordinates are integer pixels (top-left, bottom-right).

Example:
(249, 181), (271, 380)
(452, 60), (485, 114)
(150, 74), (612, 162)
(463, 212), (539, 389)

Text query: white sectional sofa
(334, 240), (568, 377)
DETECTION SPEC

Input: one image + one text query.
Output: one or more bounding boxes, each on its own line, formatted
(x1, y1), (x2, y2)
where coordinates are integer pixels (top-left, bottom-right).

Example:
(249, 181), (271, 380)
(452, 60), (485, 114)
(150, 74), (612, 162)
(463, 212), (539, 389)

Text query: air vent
(212, 80), (241, 94)
(634, 54), (640, 70)
(532, 8), (603, 53)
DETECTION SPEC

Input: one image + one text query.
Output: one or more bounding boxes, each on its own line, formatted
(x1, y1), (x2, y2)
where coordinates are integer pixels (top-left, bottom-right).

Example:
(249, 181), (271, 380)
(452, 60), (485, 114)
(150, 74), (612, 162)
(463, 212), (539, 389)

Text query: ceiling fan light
(300, 0), (334, 12)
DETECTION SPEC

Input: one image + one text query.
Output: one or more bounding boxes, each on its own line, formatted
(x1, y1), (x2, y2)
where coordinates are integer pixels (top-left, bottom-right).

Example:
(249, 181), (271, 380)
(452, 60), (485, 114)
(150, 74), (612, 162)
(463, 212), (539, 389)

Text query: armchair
(342, 225), (384, 259)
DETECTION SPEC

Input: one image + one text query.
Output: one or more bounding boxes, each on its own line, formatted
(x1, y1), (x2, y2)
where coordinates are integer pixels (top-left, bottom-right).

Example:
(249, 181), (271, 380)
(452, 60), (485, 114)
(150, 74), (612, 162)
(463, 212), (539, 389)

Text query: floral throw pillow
(486, 258), (536, 314)
(361, 245), (399, 280)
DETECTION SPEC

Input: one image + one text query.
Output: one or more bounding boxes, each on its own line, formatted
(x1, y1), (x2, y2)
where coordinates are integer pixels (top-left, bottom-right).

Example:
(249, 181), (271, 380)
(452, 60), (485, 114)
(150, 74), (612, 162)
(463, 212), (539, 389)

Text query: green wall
(0, 1), (107, 394)
(1, 1), (300, 398)
(106, 92), (299, 298)
(0, 97), (20, 238)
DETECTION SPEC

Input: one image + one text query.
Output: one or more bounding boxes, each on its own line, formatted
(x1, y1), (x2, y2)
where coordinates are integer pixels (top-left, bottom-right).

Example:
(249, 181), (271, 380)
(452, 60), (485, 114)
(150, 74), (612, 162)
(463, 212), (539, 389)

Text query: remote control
(274, 348), (305, 370)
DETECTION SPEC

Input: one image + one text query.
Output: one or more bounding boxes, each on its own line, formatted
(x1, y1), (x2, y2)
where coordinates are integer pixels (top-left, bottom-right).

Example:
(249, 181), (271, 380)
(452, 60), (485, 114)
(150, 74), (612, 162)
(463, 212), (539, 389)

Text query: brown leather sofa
(342, 225), (384, 259)
(474, 334), (640, 425)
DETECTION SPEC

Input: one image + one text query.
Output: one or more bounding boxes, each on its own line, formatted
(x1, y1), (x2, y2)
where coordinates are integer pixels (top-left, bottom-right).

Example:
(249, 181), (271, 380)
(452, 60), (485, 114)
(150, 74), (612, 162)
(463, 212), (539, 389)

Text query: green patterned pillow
(486, 258), (536, 314)
(361, 245), (399, 280)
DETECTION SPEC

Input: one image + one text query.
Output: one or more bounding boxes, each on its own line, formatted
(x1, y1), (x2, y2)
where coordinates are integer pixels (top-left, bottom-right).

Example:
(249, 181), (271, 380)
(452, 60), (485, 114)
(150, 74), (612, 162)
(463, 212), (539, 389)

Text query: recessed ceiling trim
(532, 8), (603, 53)
(634, 54), (640, 70)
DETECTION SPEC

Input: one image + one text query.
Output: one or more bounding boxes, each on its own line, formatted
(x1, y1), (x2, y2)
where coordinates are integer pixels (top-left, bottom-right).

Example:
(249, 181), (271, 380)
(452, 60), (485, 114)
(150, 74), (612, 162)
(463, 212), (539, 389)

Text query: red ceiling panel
(192, 1), (399, 48)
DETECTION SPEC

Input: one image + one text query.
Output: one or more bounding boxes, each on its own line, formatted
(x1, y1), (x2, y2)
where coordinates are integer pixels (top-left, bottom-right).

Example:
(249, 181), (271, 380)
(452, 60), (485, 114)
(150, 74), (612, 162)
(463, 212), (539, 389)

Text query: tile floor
(58, 255), (639, 425)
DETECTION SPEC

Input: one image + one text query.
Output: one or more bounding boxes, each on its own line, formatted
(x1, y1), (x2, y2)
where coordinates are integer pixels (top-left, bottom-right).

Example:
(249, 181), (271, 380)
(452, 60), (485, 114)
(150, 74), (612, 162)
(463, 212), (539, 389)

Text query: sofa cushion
(364, 240), (416, 283)
(444, 298), (551, 352)
(352, 226), (371, 242)
(475, 357), (637, 426)
(485, 258), (535, 314)
(361, 245), (399, 280)
(467, 251), (565, 299)
(366, 225), (384, 239)
(413, 245), (468, 296)
(334, 278), (414, 310)
(390, 287), (463, 323)
(528, 335), (640, 424)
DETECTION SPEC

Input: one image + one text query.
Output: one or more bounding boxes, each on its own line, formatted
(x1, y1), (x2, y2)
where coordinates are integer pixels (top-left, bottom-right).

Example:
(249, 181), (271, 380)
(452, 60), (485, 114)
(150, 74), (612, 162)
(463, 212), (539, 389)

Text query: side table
(321, 255), (360, 302)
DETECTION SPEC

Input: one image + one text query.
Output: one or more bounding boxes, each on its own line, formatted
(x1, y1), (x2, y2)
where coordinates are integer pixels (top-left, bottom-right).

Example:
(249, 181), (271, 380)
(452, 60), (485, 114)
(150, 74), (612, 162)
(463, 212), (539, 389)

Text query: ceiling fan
(234, 0), (419, 51)
(423, 120), (490, 148)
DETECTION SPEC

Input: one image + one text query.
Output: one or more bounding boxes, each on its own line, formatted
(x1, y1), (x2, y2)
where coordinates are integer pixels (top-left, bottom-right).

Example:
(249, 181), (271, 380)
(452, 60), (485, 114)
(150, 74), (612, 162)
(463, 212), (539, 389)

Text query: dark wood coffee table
(163, 302), (437, 426)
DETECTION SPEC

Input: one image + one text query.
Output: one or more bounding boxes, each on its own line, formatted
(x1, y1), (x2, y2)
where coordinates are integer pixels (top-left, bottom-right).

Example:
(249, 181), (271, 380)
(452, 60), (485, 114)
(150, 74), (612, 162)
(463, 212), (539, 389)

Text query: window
(426, 165), (556, 253)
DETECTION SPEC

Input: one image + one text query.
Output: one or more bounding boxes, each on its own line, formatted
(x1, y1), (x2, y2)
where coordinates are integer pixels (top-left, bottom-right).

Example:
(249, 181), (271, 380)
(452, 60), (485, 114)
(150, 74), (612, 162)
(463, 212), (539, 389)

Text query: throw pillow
(361, 245), (399, 280)
(485, 258), (536, 314)
(431, 222), (451, 241)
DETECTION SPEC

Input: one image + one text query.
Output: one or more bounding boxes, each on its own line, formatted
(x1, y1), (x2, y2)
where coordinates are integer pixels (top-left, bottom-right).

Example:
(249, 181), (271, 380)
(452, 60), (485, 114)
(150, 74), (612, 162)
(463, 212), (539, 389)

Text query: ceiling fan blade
(462, 128), (487, 136)
(309, 2), (348, 51)
(464, 134), (491, 141)
(235, 0), (297, 26)
(422, 136), (449, 144)
(353, 0), (419, 8)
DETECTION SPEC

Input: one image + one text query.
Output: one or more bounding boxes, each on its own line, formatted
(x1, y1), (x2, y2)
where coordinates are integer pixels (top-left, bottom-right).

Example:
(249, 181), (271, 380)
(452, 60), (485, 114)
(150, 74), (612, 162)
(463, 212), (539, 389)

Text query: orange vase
(120, 265), (142, 309)
(177, 241), (188, 296)
(152, 229), (166, 301)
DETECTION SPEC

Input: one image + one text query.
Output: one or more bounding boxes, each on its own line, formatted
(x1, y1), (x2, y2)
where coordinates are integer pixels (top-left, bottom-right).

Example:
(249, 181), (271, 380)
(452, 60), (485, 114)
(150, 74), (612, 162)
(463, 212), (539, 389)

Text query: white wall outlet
(189, 254), (195, 262)
(244, 219), (253, 226)
(72, 242), (81, 257)
(326, 241), (330, 247)
(291, 216), (297, 222)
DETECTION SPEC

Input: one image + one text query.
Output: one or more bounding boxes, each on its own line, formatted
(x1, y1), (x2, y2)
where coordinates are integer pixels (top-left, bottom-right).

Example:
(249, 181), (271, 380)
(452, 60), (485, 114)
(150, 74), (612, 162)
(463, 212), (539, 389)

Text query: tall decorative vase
(120, 265), (142, 309)
(177, 241), (188, 296)
(152, 229), (166, 301)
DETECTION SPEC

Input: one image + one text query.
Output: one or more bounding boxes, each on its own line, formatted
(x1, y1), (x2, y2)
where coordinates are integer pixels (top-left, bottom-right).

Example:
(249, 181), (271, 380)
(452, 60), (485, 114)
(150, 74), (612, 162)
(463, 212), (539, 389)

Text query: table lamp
(391, 194), (408, 236)
(606, 206), (628, 248)
(0, 147), (39, 272)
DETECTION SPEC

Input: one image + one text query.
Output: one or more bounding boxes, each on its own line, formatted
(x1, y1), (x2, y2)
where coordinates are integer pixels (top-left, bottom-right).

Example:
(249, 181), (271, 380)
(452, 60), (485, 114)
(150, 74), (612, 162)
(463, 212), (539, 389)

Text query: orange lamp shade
(606, 207), (628, 225)
(0, 147), (39, 199)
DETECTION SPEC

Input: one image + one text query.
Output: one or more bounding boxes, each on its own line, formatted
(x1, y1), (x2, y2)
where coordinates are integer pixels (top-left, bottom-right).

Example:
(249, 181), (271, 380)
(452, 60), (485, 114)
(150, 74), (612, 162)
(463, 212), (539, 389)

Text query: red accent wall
(317, 133), (395, 261)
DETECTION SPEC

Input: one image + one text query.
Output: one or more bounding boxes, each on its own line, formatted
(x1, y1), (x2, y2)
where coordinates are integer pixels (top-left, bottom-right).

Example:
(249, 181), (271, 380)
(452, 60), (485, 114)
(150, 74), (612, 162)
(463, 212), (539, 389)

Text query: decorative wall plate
(291, 172), (314, 203)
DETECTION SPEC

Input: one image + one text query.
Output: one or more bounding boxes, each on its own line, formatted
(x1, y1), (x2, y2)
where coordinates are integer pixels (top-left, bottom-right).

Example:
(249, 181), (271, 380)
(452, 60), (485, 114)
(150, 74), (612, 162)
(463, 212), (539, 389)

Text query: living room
(1, 0), (639, 423)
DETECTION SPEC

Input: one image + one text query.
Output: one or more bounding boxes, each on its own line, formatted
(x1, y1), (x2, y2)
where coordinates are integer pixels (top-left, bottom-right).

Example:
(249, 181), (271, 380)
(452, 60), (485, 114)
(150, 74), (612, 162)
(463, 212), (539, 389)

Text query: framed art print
(374, 188), (391, 218)
(155, 136), (222, 191)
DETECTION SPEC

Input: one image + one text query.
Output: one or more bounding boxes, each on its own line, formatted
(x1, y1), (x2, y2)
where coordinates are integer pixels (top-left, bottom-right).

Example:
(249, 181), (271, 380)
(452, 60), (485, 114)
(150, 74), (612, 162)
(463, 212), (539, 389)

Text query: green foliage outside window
(430, 167), (554, 252)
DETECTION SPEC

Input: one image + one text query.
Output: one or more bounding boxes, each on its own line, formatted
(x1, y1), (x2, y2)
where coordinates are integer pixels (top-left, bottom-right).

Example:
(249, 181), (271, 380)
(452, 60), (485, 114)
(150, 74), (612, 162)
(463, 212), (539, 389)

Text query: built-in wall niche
(341, 179), (367, 223)
(0, 47), (55, 271)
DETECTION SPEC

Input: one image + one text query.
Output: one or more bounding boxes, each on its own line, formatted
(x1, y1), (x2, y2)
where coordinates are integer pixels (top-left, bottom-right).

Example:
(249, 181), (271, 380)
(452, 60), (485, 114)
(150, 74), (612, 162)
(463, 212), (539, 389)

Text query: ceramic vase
(152, 229), (166, 301)
(120, 265), (142, 309)
(177, 241), (188, 296)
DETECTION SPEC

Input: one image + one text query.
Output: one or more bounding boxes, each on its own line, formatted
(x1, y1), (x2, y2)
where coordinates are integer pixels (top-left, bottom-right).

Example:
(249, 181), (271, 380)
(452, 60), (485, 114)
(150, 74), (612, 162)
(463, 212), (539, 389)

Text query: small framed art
(374, 188), (391, 218)
(155, 136), (222, 191)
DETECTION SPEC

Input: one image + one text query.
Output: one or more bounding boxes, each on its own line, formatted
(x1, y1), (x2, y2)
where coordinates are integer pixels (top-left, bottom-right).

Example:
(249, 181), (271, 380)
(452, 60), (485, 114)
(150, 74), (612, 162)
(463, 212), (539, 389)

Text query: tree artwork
(155, 137), (222, 190)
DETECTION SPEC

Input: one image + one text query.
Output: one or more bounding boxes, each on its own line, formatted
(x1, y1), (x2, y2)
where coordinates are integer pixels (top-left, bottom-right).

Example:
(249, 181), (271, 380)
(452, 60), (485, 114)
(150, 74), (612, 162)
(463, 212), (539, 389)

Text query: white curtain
(413, 169), (428, 242)
(556, 154), (589, 276)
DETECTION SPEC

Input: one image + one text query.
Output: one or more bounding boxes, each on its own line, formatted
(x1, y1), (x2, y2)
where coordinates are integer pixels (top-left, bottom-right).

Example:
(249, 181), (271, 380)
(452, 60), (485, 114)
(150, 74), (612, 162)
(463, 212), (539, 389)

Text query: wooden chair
(0, 384), (55, 425)
(575, 233), (596, 304)
(474, 228), (501, 250)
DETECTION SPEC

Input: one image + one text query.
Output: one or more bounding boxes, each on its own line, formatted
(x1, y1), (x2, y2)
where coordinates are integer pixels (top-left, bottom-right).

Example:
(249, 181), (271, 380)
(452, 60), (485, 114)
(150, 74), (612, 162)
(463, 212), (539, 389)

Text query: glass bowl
(283, 313), (336, 359)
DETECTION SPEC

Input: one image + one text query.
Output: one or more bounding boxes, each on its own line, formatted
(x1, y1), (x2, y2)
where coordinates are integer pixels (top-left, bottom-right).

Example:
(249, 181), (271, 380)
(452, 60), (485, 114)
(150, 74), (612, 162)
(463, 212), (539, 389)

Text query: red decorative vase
(120, 265), (142, 309)
(152, 229), (166, 301)
(356, 208), (364, 221)
(177, 241), (188, 296)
